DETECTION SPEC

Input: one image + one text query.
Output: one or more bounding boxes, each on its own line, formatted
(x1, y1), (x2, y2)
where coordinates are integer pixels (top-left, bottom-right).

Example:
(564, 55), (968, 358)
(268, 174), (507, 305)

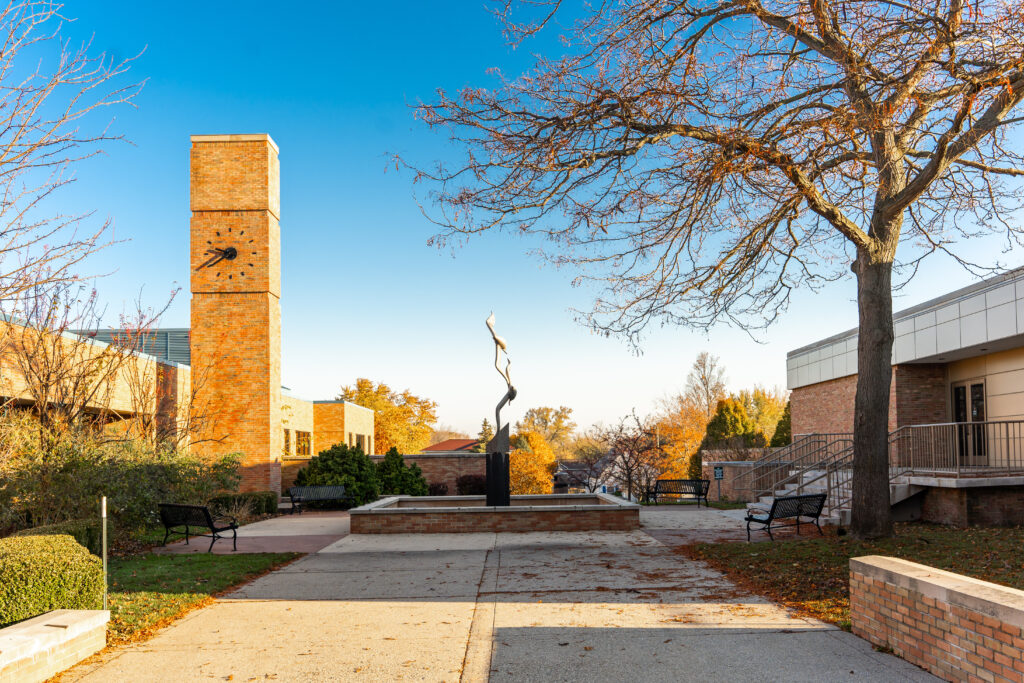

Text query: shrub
(376, 448), (428, 496)
(209, 490), (278, 516)
(428, 482), (449, 496)
(0, 413), (242, 532)
(295, 443), (379, 506)
(12, 518), (113, 557)
(456, 474), (487, 495)
(0, 535), (103, 627)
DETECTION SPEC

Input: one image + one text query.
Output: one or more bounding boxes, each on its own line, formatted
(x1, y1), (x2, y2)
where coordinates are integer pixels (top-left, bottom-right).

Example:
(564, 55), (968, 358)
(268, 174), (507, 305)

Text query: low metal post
(101, 496), (108, 610)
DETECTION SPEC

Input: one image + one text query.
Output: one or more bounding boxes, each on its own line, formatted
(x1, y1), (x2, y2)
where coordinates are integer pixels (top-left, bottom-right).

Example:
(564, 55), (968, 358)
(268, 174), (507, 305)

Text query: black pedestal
(485, 451), (511, 506)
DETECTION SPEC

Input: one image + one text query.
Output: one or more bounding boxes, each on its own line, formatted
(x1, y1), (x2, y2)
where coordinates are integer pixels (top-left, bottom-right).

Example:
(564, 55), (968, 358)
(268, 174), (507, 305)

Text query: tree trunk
(851, 254), (895, 538)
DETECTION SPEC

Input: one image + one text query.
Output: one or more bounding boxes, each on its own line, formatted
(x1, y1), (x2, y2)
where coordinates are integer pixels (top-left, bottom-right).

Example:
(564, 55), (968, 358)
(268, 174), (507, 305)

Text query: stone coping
(851, 555), (1024, 629)
(352, 493), (638, 515)
(385, 452), (486, 459)
(0, 609), (109, 668)
(190, 133), (279, 152)
(704, 460), (756, 467)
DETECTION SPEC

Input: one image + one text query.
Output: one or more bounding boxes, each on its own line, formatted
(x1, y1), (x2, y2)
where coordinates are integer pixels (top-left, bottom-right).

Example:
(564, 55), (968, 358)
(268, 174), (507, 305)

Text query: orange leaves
(510, 430), (557, 494)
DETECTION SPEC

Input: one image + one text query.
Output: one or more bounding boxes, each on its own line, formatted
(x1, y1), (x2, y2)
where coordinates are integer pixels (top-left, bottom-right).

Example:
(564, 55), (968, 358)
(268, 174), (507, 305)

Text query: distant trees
(704, 398), (761, 448)
(509, 430), (556, 494)
(337, 379), (438, 454)
(515, 406), (576, 457)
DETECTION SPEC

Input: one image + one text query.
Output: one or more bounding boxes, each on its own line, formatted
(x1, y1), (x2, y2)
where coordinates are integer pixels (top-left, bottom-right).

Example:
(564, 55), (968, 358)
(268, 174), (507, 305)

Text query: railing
(733, 433), (853, 500)
(889, 420), (1024, 478)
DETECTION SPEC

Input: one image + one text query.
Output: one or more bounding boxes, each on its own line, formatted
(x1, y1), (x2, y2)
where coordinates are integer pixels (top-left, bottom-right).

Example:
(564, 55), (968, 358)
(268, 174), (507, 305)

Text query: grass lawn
(683, 523), (1024, 630)
(107, 552), (299, 644)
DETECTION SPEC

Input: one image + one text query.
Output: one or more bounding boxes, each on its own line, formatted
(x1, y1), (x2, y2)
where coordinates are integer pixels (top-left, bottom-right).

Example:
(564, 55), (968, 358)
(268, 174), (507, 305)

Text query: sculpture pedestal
(485, 452), (510, 507)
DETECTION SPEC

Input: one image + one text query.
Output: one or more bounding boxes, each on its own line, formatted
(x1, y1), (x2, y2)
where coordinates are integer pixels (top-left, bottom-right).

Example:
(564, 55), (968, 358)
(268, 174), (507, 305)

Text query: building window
(296, 430), (311, 456)
(348, 432), (354, 447)
(356, 434), (365, 451)
(283, 429), (291, 456)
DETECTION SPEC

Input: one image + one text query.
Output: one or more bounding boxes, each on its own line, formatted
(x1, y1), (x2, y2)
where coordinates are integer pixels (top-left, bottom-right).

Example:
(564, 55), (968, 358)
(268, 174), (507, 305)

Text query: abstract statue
(485, 312), (515, 506)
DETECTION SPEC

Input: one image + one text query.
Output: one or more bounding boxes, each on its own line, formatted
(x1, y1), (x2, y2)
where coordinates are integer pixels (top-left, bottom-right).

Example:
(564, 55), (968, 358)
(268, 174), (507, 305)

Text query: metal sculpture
(485, 312), (515, 506)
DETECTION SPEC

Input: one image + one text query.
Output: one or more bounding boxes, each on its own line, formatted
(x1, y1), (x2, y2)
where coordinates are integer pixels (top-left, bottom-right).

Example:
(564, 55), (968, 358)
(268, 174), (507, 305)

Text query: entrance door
(952, 380), (988, 466)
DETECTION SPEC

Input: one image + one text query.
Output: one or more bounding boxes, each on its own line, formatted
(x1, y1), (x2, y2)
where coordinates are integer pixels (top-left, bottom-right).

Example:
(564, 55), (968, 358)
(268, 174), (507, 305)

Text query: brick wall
(851, 556), (1024, 682)
(382, 454), (486, 495)
(893, 364), (948, 427)
(791, 364), (947, 435)
(350, 507), (639, 533)
(921, 486), (1024, 527)
(700, 462), (756, 503)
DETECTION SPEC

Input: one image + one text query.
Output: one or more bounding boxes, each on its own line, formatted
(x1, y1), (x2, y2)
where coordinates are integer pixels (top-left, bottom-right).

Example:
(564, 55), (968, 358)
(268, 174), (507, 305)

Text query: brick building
(773, 269), (1024, 525)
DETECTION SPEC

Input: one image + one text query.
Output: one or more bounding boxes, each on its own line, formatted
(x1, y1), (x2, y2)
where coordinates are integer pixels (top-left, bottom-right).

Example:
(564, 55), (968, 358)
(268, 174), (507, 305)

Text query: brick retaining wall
(700, 461), (756, 503)
(0, 610), (108, 683)
(850, 556), (1024, 682)
(279, 453), (487, 496)
(350, 494), (639, 533)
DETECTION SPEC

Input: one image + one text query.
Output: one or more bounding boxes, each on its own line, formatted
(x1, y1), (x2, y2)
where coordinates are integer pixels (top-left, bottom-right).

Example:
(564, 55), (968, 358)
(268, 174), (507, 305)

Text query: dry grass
(680, 523), (1024, 630)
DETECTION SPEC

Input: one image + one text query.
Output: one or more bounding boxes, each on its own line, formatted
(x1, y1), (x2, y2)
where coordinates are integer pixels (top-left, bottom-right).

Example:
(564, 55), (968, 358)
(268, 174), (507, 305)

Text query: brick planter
(349, 494), (639, 533)
(0, 609), (108, 683)
(850, 556), (1024, 681)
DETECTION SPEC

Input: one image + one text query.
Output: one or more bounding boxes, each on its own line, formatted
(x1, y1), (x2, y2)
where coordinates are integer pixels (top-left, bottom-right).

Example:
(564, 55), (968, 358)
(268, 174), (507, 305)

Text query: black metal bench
(287, 485), (353, 514)
(645, 479), (710, 506)
(744, 493), (827, 541)
(158, 503), (238, 552)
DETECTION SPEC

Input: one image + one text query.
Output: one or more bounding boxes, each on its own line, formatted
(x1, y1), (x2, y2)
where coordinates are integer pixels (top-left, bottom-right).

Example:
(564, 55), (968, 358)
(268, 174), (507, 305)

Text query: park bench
(158, 502), (238, 552)
(645, 479), (710, 507)
(744, 492), (827, 541)
(287, 485), (353, 514)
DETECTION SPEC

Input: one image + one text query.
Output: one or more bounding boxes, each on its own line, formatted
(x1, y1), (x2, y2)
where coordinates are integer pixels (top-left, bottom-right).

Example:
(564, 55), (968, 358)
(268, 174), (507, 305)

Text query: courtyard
(64, 507), (935, 682)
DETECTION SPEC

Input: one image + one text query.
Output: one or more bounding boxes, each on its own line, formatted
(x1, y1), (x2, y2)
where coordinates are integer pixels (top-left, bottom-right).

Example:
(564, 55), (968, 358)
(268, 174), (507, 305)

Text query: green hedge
(0, 535), (103, 627)
(12, 519), (113, 557)
(208, 490), (278, 516)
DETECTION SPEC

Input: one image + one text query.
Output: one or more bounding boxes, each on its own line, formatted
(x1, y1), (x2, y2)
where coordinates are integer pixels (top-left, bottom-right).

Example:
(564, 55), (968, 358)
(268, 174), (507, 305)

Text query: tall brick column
(189, 134), (282, 493)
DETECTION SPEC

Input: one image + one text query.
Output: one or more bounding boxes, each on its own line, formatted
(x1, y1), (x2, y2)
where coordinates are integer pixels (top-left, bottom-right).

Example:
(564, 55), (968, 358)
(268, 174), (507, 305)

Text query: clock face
(199, 226), (259, 280)
(191, 210), (278, 295)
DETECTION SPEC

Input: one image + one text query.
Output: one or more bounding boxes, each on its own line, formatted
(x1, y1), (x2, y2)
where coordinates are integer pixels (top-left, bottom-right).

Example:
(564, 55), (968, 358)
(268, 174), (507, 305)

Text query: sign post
(713, 466), (723, 501)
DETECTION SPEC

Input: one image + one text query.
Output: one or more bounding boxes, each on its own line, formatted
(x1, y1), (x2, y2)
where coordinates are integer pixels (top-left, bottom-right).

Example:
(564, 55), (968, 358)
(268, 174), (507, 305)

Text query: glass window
(283, 429), (291, 456)
(296, 431), (311, 456)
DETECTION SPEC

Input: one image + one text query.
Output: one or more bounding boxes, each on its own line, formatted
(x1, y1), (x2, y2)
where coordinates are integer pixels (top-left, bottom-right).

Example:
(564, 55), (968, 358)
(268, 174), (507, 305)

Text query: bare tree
(561, 432), (610, 492)
(411, 0), (1024, 538)
(603, 413), (667, 501)
(0, 3), (140, 303)
(685, 352), (727, 421)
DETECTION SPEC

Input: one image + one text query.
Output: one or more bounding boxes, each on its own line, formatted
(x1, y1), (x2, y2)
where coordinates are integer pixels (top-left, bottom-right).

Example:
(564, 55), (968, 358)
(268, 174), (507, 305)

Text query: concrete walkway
(69, 507), (935, 682)
(155, 510), (350, 554)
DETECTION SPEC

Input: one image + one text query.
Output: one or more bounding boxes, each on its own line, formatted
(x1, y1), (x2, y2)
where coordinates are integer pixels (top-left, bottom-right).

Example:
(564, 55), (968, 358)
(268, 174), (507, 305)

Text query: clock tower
(190, 134), (282, 493)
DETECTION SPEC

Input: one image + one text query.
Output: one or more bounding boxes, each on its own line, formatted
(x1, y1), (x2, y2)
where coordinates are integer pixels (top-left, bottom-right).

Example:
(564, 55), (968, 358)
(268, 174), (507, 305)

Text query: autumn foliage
(336, 378), (438, 454)
(509, 430), (556, 495)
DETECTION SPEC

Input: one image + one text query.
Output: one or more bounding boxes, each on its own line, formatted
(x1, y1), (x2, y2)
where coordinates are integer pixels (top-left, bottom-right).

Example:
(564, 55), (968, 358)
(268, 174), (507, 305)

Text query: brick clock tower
(189, 134), (282, 493)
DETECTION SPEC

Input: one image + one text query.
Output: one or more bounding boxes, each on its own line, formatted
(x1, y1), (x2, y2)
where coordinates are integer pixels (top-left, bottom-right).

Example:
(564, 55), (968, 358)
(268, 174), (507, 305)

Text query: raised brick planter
(850, 555), (1024, 682)
(0, 609), (109, 683)
(350, 494), (639, 533)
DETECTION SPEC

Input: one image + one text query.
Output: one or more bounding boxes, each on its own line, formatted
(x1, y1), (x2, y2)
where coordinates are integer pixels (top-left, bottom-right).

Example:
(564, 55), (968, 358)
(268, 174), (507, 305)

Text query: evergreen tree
(770, 401), (792, 447)
(702, 398), (759, 448)
(473, 418), (495, 452)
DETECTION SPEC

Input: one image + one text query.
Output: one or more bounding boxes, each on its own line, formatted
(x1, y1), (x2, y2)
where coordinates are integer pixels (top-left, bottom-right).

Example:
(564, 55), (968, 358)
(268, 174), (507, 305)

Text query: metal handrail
(734, 433), (852, 500)
(889, 419), (1024, 478)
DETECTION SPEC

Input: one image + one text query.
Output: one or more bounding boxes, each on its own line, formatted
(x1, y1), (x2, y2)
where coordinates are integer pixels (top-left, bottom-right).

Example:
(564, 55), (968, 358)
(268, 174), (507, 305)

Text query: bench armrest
(746, 506), (769, 515)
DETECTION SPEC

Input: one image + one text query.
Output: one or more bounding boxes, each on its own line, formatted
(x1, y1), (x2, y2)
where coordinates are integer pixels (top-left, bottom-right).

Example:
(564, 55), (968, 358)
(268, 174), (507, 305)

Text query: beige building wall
(344, 402), (374, 455)
(281, 393), (314, 458)
(948, 347), (1024, 421)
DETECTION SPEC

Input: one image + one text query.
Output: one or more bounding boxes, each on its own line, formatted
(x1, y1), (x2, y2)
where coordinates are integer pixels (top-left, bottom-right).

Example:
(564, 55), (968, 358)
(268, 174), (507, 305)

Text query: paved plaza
(68, 507), (935, 682)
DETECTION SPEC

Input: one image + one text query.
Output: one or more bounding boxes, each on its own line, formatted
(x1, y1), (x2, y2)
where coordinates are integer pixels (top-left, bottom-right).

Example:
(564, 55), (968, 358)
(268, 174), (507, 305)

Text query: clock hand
(196, 251), (225, 270)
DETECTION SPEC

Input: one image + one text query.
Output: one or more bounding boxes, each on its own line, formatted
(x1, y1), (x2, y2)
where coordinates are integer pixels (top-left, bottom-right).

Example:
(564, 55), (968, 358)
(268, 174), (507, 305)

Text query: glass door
(952, 380), (988, 467)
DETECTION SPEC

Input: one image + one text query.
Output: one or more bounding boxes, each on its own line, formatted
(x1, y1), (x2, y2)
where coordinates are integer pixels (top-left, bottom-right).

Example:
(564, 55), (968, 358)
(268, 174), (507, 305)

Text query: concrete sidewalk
(154, 510), (350, 554)
(69, 509), (936, 682)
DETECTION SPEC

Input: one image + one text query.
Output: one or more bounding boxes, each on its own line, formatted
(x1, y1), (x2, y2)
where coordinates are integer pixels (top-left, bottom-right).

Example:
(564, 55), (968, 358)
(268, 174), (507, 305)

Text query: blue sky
(53, 1), (1020, 434)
